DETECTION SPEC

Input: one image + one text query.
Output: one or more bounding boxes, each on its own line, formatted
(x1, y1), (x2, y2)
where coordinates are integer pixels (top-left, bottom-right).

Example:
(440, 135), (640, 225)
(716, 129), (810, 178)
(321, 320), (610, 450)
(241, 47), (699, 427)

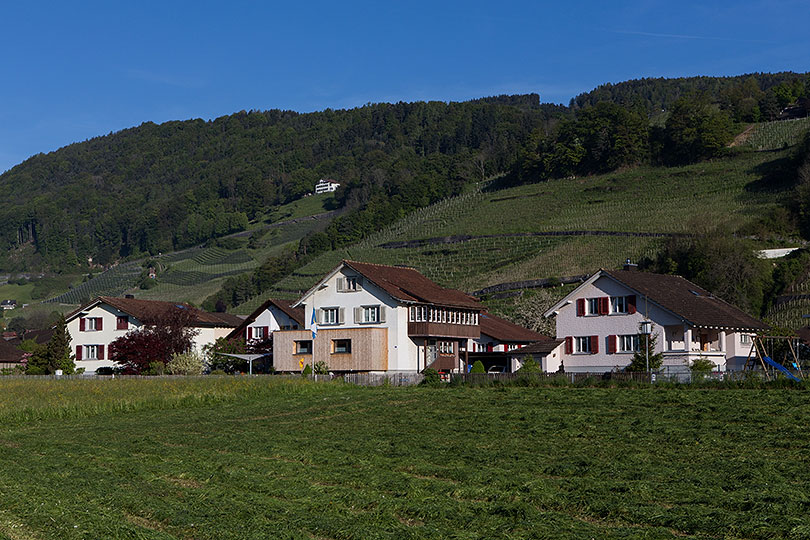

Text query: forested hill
(571, 72), (810, 120)
(0, 95), (565, 271)
(2, 72), (809, 275)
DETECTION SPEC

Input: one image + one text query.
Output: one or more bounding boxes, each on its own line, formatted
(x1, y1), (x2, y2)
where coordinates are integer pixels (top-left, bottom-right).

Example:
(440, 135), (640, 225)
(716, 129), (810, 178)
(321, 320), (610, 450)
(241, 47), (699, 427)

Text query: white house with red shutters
(544, 266), (767, 373)
(65, 296), (241, 373)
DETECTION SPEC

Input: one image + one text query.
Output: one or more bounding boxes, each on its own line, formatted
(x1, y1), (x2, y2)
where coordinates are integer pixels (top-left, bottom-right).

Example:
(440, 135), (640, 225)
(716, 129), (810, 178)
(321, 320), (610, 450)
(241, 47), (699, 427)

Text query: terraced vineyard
(259, 150), (791, 304)
(743, 116), (810, 151)
(44, 262), (143, 305)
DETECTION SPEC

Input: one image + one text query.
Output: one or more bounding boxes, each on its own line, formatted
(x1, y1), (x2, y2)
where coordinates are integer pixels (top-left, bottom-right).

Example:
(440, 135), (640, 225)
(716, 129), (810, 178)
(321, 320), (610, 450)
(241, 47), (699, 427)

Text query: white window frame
(575, 336), (592, 354)
(86, 317), (100, 331)
(84, 345), (99, 360)
(362, 305), (380, 324)
(610, 296), (628, 314)
(586, 298), (599, 316)
(618, 334), (640, 353)
(740, 334), (752, 345)
(322, 307), (339, 325)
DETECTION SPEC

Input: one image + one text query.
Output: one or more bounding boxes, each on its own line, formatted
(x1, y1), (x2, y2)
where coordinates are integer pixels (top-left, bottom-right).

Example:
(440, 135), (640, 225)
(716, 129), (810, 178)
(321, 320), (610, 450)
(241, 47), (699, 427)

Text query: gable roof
(546, 269), (767, 331)
(226, 298), (305, 340)
(479, 313), (549, 342)
(0, 339), (25, 363)
(512, 339), (564, 357)
(338, 261), (481, 309)
(66, 296), (240, 328)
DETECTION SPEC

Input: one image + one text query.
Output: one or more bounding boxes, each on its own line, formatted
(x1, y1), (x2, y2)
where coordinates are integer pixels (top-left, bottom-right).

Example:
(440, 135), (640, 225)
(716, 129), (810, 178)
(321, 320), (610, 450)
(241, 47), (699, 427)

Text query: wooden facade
(408, 322), (479, 339)
(274, 327), (388, 372)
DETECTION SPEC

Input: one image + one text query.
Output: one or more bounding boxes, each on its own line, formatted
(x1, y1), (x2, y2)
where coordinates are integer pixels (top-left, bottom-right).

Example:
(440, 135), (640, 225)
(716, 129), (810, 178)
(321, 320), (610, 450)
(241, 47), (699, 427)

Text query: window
(586, 298), (599, 315)
(362, 305), (380, 323)
(81, 345), (105, 360)
(438, 341), (453, 354)
(80, 317), (103, 331)
(611, 296), (628, 314)
(116, 316), (129, 330)
(251, 326), (267, 340)
(321, 307), (340, 325)
(337, 276), (362, 292)
(295, 340), (312, 354)
(332, 339), (351, 354)
(740, 334), (752, 345)
(575, 336), (591, 353)
(618, 335), (640, 352)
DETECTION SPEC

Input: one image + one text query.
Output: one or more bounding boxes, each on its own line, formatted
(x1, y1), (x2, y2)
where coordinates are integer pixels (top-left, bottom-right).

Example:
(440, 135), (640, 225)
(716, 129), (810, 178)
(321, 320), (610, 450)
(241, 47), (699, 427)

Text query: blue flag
(311, 308), (318, 340)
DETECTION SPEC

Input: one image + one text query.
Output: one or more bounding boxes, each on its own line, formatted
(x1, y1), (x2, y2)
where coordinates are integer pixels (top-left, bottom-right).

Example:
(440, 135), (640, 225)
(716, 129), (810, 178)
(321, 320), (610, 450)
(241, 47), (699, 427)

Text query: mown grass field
(1, 378), (809, 539)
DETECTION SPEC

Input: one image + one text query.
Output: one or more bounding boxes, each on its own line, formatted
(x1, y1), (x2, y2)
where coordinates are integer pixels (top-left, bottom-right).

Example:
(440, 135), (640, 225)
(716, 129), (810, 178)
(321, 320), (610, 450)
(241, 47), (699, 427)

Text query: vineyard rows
(743, 117), (810, 151)
(45, 262), (143, 305)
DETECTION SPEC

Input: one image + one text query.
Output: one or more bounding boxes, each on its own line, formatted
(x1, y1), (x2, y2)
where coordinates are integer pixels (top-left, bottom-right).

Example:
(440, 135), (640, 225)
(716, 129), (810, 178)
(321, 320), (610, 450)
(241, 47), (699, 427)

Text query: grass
(0, 378), (809, 539)
(743, 117), (810, 151)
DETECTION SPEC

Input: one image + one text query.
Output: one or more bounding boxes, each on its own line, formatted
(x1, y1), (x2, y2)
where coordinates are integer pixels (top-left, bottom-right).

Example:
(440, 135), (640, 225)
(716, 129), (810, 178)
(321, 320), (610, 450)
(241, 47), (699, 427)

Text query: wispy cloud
(608, 29), (774, 44)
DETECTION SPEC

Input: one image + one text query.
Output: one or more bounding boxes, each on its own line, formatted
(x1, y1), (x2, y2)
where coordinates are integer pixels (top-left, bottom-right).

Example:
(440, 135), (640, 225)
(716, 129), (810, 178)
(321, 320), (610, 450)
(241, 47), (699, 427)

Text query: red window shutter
(97, 318), (103, 331)
(117, 316), (128, 330)
(98, 345), (105, 360)
(599, 297), (609, 315)
(263, 326), (269, 338)
(565, 336), (573, 354)
(607, 335), (616, 354)
(247, 327), (253, 340)
(627, 295), (636, 314)
(76, 345), (82, 360)
(79, 318), (85, 331)
(487, 343), (493, 353)
(576, 298), (585, 317)
(590, 335), (599, 354)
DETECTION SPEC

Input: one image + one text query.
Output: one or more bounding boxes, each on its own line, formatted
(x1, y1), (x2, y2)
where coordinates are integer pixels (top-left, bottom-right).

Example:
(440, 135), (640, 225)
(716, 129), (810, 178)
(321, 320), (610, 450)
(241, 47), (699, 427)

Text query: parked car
(487, 365), (507, 374)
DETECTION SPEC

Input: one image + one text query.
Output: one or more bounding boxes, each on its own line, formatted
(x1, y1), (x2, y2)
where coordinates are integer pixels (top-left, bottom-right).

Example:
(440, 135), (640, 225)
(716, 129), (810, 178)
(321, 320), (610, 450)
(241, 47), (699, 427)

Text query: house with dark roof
(544, 266), (767, 373)
(273, 260), (483, 373)
(226, 298), (305, 343)
(65, 296), (242, 373)
(1, 299), (17, 310)
(467, 312), (559, 372)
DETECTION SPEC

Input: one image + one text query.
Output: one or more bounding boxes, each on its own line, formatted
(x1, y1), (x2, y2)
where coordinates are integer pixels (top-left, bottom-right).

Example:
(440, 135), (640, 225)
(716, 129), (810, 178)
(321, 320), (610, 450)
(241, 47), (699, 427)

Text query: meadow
(1, 377), (809, 539)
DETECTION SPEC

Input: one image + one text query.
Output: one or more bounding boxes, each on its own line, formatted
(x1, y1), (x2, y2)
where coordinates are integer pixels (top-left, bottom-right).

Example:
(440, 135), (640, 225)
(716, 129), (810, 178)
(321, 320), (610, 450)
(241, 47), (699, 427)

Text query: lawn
(1, 378), (809, 539)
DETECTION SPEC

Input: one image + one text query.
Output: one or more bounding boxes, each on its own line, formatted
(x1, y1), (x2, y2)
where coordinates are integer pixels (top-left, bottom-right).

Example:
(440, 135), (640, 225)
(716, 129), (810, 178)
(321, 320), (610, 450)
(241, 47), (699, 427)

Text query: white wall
(300, 268), (415, 371)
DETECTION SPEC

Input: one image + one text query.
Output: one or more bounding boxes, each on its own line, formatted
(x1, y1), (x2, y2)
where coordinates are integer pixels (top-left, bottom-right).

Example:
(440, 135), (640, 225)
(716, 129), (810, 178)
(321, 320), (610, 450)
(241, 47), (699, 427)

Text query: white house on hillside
(544, 267), (767, 373)
(66, 296), (242, 373)
(273, 260), (483, 373)
(314, 179), (340, 194)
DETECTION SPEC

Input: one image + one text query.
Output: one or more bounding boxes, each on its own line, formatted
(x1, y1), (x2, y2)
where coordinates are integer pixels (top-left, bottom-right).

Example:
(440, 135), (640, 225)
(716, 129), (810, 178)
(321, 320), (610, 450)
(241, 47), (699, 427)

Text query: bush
(517, 356), (542, 373)
(470, 360), (486, 374)
(690, 356), (716, 374)
(420, 368), (441, 386)
(313, 361), (329, 375)
(167, 350), (206, 375)
(209, 369), (227, 376)
(95, 366), (115, 376)
(146, 361), (166, 376)
(301, 364), (312, 377)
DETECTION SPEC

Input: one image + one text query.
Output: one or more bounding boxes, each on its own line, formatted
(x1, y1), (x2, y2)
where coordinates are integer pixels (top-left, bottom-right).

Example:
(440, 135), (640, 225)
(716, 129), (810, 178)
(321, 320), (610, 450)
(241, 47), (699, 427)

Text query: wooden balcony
(408, 322), (479, 339)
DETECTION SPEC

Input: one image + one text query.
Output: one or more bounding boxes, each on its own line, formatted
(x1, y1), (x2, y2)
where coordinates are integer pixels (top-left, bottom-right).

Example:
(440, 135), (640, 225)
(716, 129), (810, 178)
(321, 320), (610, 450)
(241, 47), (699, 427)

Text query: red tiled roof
(227, 298), (305, 339)
(0, 340), (25, 363)
(343, 260), (481, 309)
(603, 270), (767, 331)
(67, 297), (240, 328)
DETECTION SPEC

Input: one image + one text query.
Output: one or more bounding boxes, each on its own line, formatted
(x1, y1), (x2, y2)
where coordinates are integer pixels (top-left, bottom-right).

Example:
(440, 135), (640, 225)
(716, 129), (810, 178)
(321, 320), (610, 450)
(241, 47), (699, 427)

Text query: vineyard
(742, 116), (810, 151)
(255, 149), (791, 306)
(44, 262), (143, 305)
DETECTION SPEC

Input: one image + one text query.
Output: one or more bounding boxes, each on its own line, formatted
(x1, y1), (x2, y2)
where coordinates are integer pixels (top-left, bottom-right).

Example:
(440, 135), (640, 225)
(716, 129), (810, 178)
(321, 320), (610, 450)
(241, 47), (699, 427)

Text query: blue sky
(1, 0), (807, 173)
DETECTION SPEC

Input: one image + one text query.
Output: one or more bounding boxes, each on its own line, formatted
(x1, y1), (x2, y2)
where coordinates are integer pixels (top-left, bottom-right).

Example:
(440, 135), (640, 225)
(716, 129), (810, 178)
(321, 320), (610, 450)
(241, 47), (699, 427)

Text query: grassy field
(1, 378), (809, 539)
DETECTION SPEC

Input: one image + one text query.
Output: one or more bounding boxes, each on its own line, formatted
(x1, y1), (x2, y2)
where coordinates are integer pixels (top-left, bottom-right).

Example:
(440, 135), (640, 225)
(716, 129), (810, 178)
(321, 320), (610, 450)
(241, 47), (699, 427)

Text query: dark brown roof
(208, 312), (246, 327)
(227, 299), (305, 339)
(513, 339), (564, 356)
(603, 269), (767, 331)
(479, 313), (549, 342)
(0, 339), (25, 363)
(343, 260), (481, 309)
(67, 297), (240, 328)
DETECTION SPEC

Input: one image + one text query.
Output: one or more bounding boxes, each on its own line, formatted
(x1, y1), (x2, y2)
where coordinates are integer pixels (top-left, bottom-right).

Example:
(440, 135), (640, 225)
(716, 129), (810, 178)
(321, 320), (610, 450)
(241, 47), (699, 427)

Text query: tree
(625, 324), (663, 372)
(110, 308), (198, 374)
(470, 360), (486, 374)
(167, 350), (206, 375)
(660, 95), (734, 165)
(517, 355), (542, 373)
(203, 336), (247, 374)
(26, 315), (75, 374)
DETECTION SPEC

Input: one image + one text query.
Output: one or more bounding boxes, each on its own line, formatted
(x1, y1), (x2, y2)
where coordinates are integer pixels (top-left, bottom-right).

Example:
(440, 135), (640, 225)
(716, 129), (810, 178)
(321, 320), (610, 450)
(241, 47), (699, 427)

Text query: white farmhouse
(544, 267), (767, 373)
(273, 260), (483, 373)
(66, 296), (242, 373)
(314, 179), (340, 194)
(227, 298), (305, 343)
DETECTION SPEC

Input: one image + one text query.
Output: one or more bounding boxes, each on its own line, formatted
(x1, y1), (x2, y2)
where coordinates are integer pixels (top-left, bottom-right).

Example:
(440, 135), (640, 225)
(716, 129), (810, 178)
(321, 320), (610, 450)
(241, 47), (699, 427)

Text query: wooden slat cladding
(408, 322), (480, 338)
(274, 328), (388, 372)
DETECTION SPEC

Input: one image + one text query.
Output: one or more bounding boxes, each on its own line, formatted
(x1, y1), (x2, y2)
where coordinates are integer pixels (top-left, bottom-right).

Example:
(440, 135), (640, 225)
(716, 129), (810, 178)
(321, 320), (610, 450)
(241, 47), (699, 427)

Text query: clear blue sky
(1, 0), (807, 173)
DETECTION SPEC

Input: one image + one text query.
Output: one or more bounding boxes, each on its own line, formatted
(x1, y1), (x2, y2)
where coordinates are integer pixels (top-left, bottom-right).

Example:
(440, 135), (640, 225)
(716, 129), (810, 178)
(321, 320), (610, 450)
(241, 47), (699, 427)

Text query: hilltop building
(314, 179), (340, 194)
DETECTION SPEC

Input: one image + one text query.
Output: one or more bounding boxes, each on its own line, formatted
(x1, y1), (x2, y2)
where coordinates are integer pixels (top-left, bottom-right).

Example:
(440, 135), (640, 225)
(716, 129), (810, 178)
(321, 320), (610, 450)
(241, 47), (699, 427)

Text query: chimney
(623, 258), (638, 271)
(125, 294), (135, 299)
